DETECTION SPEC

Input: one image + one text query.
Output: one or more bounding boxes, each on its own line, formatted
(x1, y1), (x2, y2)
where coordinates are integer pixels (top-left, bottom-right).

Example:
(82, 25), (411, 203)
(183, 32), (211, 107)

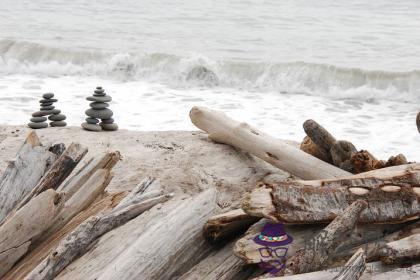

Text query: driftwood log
(190, 106), (351, 179)
(0, 189), (65, 277)
(417, 112), (420, 133)
(243, 164), (420, 223)
(25, 177), (171, 280)
(333, 248), (366, 280)
(379, 233), (420, 265)
(285, 200), (367, 275)
(0, 132), (58, 224)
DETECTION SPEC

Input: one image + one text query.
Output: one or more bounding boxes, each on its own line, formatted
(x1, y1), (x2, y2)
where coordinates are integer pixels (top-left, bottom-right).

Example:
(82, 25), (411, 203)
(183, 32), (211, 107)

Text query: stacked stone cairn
(81, 87), (118, 131)
(28, 93), (67, 129)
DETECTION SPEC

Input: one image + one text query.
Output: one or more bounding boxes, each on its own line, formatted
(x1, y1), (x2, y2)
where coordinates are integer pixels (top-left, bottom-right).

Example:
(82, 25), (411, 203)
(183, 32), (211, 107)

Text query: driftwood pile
(190, 106), (420, 280)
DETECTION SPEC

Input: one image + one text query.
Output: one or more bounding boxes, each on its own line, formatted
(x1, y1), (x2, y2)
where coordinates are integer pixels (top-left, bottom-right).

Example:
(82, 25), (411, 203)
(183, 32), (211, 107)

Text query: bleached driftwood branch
(0, 189), (65, 277)
(0, 132), (58, 224)
(379, 233), (420, 265)
(190, 106), (350, 179)
(25, 178), (171, 280)
(333, 248), (366, 280)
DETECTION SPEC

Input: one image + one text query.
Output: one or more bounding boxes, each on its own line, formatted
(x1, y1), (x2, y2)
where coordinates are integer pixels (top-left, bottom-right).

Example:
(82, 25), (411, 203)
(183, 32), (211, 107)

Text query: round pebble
(32, 111), (50, 117)
(101, 118), (114, 124)
(30, 116), (47, 122)
(81, 122), (102, 132)
(86, 117), (99, 124)
(94, 87), (106, 96)
(40, 98), (57, 103)
(100, 123), (118, 131)
(48, 114), (66, 121)
(43, 93), (54, 99)
(87, 95), (112, 102)
(41, 106), (55, 111)
(28, 122), (48, 129)
(89, 102), (109, 109)
(85, 108), (113, 119)
(50, 121), (67, 127)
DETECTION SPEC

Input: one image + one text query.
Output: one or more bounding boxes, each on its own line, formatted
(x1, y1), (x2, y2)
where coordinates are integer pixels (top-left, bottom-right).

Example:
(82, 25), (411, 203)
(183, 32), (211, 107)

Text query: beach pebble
(32, 111), (51, 117)
(40, 102), (54, 107)
(48, 114), (66, 121)
(28, 122), (48, 129)
(40, 98), (57, 103)
(85, 108), (113, 119)
(87, 95), (112, 102)
(30, 116), (47, 122)
(101, 118), (114, 124)
(51, 109), (61, 114)
(50, 121), (67, 127)
(81, 122), (102, 131)
(90, 102), (109, 109)
(100, 123), (119, 131)
(42, 93), (54, 99)
(94, 87), (106, 96)
(86, 117), (99, 124)
(41, 105), (55, 111)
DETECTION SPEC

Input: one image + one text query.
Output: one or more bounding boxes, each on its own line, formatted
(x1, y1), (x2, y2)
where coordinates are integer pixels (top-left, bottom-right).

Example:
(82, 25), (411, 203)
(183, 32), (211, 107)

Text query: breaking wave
(1, 39), (419, 102)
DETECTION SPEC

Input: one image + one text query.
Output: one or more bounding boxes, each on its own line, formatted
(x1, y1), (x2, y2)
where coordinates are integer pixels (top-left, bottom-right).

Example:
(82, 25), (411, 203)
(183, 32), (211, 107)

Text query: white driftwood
(333, 248), (366, 280)
(0, 132), (57, 224)
(189, 106), (351, 179)
(94, 189), (218, 280)
(0, 189), (65, 277)
(379, 233), (420, 264)
(25, 183), (171, 280)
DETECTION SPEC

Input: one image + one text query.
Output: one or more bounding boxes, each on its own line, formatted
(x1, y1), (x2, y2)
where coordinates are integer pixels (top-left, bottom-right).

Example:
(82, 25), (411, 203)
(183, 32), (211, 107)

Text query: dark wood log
(417, 112), (420, 133)
(285, 200), (367, 275)
(385, 154), (408, 167)
(203, 209), (260, 244)
(300, 136), (332, 163)
(303, 119), (337, 155)
(330, 140), (357, 172)
(0, 131), (58, 224)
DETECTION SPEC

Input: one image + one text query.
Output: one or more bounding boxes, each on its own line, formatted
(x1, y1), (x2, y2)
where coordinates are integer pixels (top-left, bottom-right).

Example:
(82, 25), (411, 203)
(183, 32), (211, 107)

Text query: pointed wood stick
(0, 131), (58, 224)
(333, 248), (366, 280)
(190, 106), (351, 180)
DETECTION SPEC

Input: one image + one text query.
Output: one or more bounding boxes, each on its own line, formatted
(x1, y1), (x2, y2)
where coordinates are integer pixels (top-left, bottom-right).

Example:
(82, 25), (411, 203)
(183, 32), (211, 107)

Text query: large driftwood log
(190, 106), (351, 180)
(13, 143), (88, 212)
(285, 200), (367, 275)
(4, 192), (127, 280)
(0, 132), (58, 224)
(203, 209), (260, 244)
(379, 233), (420, 264)
(333, 248), (366, 280)
(243, 164), (420, 223)
(300, 136), (332, 163)
(0, 189), (65, 277)
(25, 178), (171, 280)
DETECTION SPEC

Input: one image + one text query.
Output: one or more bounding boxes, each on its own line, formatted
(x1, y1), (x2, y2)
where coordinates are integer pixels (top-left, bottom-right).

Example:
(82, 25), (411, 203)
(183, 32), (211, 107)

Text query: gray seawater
(0, 0), (419, 159)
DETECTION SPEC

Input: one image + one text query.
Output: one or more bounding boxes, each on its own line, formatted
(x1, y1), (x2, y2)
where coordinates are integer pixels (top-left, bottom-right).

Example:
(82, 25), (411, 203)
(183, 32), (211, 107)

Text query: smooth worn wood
(303, 119), (337, 155)
(379, 233), (420, 265)
(300, 136), (332, 163)
(0, 189), (65, 277)
(244, 165), (420, 223)
(203, 209), (260, 244)
(0, 131), (58, 224)
(285, 200), (367, 275)
(4, 192), (127, 280)
(25, 182), (171, 280)
(330, 140), (358, 172)
(14, 142), (88, 212)
(190, 106), (351, 180)
(333, 248), (366, 280)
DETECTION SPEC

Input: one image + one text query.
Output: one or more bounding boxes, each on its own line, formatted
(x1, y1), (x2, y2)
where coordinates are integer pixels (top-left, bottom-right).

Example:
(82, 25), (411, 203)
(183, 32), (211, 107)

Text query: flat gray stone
(100, 123), (118, 131)
(94, 87), (106, 96)
(86, 117), (99, 124)
(40, 98), (57, 103)
(85, 108), (113, 119)
(81, 122), (102, 132)
(50, 121), (67, 127)
(32, 111), (50, 117)
(41, 106), (55, 111)
(89, 102), (109, 109)
(41, 102), (53, 107)
(30, 116), (47, 122)
(87, 95), (112, 102)
(28, 122), (48, 129)
(43, 93), (54, 99)
(101, 118), (114, 124)
(48, 114), (66, 121)
(51, 109), (61, 114)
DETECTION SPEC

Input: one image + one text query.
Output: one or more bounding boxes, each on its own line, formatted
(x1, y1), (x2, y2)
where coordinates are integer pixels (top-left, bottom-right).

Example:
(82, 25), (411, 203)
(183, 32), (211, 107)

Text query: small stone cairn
(28, 93), (67, 129)
(81, 87), (118, 131)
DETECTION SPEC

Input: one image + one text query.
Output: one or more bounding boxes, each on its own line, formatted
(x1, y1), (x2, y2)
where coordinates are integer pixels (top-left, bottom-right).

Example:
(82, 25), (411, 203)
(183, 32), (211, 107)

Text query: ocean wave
(1, 39), (419, 102)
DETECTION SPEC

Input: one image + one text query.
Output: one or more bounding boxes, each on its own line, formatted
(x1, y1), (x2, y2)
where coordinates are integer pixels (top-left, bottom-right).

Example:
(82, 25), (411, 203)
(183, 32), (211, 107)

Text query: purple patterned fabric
(253, 223), (293, 246)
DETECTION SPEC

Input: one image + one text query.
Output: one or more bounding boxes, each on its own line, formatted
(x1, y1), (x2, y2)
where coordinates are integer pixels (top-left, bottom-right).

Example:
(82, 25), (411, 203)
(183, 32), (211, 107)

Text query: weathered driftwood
(189, 106), (351, 180)
(0, 131), (58, 224)
(4, 192), (127, 280)
(333, 248), (366, 280)
(243, 164), (420, 223)
(417, 112), (420, 133)
(13, 142), (88, 212)
(25, 180), (171, 280)
(285, 200), (367, 275)
(300, 136), (332, 163)
(57, 152), (121, 198)
(203, 209), (260, 243)
(379, 233), (420, 265)
(179, 240), (257, 280)
(0, 189), (65, 277)
(303, 119), (337, 155)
